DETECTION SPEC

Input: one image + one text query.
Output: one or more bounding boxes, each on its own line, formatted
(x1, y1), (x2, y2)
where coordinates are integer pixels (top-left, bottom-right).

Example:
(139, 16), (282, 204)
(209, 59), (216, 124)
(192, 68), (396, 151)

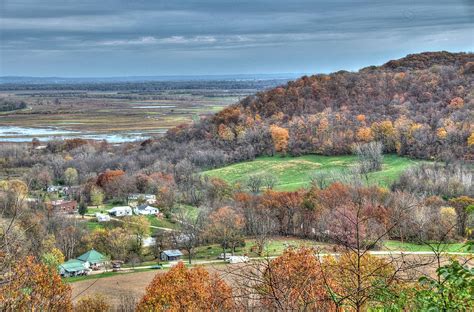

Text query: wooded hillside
(151, 52), (473, 168)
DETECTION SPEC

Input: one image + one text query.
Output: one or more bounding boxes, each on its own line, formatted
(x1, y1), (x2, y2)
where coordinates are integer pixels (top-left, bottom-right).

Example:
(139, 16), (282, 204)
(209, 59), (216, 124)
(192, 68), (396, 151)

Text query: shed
(58, 259), (88, 277)
(160, 249), (183, 261)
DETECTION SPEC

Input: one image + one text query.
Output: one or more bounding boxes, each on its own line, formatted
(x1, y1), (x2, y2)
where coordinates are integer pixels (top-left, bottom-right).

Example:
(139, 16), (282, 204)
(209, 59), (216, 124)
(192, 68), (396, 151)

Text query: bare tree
(262, 174), (278, 191)
(173, 207), (202, 264)
(354, 141), (384, 174)
(245, 174), (264, 194)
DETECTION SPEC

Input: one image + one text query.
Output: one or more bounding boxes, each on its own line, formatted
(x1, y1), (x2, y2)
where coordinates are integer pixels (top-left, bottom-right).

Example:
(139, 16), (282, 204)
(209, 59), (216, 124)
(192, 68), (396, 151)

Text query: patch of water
(0, 126), (166, 143)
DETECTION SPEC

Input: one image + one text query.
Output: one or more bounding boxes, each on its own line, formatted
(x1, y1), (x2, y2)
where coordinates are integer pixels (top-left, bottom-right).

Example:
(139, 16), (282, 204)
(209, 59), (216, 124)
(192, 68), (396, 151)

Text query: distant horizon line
(0, 73), (309, 80)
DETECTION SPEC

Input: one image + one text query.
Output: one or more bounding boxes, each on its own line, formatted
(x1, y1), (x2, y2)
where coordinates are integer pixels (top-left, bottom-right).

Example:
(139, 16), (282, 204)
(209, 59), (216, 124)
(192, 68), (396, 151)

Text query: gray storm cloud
(0, 0), (472, 76)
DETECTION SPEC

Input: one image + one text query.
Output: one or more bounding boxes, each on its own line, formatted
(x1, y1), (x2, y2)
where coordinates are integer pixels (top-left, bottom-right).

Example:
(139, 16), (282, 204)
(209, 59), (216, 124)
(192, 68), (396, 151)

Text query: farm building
(134, 204), (159, 215)
(77, 249), (107, 270)
(108, 206), (132, 217)
(48, 199), (78, 214)
(160, 250), (183, 261)
(58, 259), (88, 277)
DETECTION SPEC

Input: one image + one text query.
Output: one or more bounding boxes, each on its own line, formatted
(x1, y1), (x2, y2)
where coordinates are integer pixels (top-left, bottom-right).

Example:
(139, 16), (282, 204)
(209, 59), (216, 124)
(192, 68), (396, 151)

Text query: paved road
(107, 250), (473, 272)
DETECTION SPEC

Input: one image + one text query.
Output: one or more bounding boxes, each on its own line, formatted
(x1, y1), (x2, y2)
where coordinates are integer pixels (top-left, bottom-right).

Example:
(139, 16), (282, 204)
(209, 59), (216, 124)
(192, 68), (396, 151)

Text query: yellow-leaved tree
(0, 256), (72, 311)
(270, 125), (289, 154)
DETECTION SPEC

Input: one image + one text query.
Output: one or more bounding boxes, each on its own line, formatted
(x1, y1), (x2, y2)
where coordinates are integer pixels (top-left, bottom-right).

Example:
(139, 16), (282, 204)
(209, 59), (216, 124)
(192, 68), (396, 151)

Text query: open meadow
(204, 154), (421, 191)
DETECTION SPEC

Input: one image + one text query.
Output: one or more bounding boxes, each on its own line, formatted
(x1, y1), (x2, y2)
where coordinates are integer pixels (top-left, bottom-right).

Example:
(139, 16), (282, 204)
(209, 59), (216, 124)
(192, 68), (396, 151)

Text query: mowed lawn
(204, 154), (420, 191)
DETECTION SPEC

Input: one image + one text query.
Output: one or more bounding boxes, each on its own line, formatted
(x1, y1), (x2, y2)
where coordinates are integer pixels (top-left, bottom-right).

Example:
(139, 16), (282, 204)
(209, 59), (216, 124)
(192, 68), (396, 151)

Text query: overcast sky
(0, 0), (473, 77)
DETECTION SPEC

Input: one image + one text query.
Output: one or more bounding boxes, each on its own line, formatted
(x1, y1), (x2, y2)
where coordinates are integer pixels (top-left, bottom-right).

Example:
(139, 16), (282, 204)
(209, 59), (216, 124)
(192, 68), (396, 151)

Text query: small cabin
(160, 249), (183, 261)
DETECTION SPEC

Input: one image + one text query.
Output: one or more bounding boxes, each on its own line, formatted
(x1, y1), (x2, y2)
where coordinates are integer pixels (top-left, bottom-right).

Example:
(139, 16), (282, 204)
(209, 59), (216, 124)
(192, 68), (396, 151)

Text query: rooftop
(77, 249), (107, 264)
(59, 259), (85, 272)
(162, 249), (183, 257)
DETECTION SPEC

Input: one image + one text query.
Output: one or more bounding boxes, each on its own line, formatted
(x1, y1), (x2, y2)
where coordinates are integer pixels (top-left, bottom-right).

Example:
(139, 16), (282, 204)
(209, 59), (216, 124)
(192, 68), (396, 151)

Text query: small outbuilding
(160, 249), (183, 261)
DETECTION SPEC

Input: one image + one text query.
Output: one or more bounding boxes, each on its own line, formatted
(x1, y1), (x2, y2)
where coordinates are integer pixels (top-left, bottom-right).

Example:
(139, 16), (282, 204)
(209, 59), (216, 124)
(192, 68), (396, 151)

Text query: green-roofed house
(58, 259), (88, 277)
(77, 249), (107, 270)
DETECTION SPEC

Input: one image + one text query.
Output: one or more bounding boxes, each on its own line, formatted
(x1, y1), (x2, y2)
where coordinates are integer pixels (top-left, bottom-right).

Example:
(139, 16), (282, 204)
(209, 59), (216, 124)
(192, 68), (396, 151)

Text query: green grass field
(384, 240), (469, 253)
(204, 154), (419, 191)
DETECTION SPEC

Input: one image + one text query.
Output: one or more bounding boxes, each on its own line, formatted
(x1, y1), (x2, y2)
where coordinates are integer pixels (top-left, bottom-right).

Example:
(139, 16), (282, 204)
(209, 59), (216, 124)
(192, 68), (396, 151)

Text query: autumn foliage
(257, 248), (335, 311)
(0, 256), (72, 311)
(156, 52), (473, 164)
(137, 262), (234, 311)
(96, 169), (125, 188)
(269, 125), (289, 153)
(323, 252), (396, 310)
(74, 295), (111, 312)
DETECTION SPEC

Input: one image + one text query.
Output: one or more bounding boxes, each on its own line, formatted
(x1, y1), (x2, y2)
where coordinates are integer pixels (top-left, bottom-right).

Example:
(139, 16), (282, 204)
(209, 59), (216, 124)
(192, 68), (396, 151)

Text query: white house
(134, 204), (159, 215)
(96, 213), (111, 222)
(128, 193), (157, 204)
(108, 206), (132, 217)
(47, 185), (61, 193)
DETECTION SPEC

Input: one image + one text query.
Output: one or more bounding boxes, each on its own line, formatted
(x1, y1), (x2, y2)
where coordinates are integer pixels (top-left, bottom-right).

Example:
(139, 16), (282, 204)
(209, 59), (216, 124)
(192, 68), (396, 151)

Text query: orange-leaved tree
(207, 206), (244, 260)
(136, 262), (234, 311)
(269, 125), (289, 154)
(256, 248), (336, 311)
(0, 256), (72, 311)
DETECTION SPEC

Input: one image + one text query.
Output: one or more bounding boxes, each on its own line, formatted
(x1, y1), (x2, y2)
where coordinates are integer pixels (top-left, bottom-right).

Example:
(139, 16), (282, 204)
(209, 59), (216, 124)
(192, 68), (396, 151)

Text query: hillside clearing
(204, 154), (420, 191)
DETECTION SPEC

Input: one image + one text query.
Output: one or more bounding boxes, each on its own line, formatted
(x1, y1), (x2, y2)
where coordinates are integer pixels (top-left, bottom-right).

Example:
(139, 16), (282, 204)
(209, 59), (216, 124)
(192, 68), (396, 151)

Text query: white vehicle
(226, 256), (250, 264)
(96, 213), (111, 222)
(217, 253), (232, 260)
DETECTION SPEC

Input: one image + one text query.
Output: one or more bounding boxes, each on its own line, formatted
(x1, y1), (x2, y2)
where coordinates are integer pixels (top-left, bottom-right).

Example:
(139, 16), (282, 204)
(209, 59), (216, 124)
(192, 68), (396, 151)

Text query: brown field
(71, 270), (158, 306)
(0, 90), (239, 141)
(70, 255), (473, 309)
(71, 264), (229, 307)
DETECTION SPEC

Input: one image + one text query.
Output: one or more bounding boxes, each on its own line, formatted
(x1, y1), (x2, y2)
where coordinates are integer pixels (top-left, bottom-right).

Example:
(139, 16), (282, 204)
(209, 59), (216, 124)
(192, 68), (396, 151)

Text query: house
(128, 193), (157, 204)
(96, 213), (111, 222)
(58, 259), (88, 277)
(47, 185), (61, 193)
(63, 185), (81, 198)
(108, 206), (132, 217)
(134, 204), (159, 215)
(77, 249), (107, 270)
(47, 185), (71, 196)
(160, 249), (183, 261)
(49, 199), (78, 214)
